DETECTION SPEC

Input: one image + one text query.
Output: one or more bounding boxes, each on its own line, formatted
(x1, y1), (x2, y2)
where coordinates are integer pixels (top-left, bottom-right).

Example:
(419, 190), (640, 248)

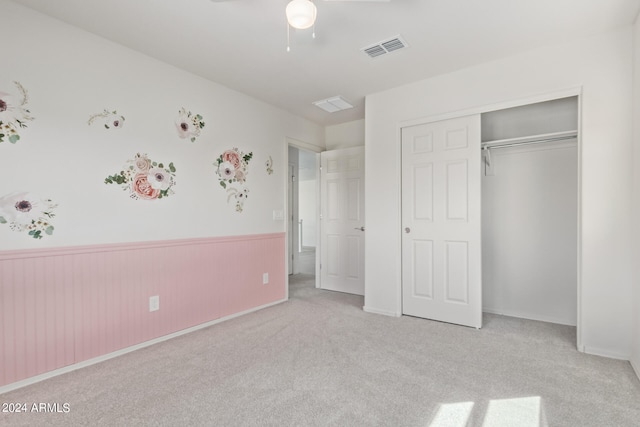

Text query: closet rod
(481, 131), (578, 150)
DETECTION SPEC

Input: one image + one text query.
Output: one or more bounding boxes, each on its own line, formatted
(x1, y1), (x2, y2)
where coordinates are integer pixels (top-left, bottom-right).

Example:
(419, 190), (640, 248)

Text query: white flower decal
(218, 161), (236, 180)
(147, 167), (173, 191)
(175, 107), (205, 142)
(0, 192), (57, 239)
(0, 81), (34, 144)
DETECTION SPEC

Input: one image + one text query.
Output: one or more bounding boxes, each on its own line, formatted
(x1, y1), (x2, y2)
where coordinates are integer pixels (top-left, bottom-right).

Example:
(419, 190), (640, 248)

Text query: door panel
(412, 239), (434, 298)
(445, 240), (469, 303)
(320, 147), (365, 295)
(413, 164), (434, 220)
(446, 160), (469, 220)
(401, 115), (481, 328)
(347, 179), (361, 220)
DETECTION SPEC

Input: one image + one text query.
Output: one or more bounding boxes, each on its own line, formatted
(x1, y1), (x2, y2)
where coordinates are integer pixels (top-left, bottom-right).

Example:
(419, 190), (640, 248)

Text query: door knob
(354, 226), (365, 231)
(405, 227), (411, 233)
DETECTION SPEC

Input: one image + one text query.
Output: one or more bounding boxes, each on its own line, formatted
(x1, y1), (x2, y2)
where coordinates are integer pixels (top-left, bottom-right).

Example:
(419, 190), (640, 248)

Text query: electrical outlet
(149, 295), (159, 312)
(263, 273), (269, 285)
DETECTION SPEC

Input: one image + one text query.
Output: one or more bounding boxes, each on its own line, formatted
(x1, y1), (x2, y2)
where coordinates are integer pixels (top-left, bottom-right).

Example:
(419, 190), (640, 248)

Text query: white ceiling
(10, 0), (640, 126)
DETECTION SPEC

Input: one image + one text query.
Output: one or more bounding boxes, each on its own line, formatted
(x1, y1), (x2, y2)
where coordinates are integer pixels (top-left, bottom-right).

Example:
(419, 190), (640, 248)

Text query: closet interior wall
(481, 97), (579, 326)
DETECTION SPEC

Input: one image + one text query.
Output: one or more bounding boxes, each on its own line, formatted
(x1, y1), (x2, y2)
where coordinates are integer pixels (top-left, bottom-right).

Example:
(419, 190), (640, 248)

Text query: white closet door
(401, 115), (482, 328)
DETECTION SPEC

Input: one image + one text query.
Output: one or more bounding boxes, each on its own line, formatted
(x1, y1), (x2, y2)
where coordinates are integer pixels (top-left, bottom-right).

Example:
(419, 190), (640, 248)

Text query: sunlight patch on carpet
(429, 401), (474, 427)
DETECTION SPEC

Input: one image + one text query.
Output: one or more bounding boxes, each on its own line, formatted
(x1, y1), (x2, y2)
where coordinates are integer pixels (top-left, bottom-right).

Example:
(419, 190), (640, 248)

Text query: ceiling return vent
(361, 35), (408, 58)
(313, 96), (354, 113)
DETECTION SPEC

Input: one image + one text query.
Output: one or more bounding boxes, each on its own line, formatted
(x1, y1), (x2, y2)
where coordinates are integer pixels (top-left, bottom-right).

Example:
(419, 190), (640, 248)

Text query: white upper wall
(365, 27), (634, 359)
(325, 119), (365, 151)
(0, 2), (324, 250)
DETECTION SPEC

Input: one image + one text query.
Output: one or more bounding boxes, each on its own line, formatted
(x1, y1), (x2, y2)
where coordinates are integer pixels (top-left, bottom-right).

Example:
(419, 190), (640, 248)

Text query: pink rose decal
(105, 153), (177, 200)
(132, 174), (159, 200)
(134, 154), (151, 172)
(222, 150), (242, 170)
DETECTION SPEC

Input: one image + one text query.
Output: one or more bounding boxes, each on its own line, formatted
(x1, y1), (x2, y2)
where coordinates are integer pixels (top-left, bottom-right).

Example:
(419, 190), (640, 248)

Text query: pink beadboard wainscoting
(0, 233), (286, 390)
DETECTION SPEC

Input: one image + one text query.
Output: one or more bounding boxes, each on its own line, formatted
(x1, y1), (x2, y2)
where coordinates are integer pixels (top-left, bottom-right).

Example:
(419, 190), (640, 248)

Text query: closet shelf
(481, 130), (578, 150)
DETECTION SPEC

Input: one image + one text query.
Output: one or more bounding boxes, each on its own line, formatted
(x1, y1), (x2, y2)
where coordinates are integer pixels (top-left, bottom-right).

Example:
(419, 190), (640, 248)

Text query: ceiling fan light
(286, 0), (317, 30)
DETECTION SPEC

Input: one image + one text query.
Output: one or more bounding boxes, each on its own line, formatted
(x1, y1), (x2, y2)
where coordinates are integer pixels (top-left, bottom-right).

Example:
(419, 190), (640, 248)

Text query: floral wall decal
(227, 187), (250, 212)
(215, 148), (253, 212)
(0, 81), (34, 144)
(0, 192), (57, 239)
(265, 155), (274, 175)
(175, 107), (205, 142)
(88, 109), (125, 129)
(105, 153), (177, 200)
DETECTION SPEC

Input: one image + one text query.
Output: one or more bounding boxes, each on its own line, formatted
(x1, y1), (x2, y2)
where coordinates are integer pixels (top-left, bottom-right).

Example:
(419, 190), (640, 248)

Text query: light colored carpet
(1, 274), (639, 426)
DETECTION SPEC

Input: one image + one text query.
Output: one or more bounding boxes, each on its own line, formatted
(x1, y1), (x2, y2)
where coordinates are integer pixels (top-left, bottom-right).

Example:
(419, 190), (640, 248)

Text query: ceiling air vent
(361, 35), (408, 58)
(313, 96), (354, 113)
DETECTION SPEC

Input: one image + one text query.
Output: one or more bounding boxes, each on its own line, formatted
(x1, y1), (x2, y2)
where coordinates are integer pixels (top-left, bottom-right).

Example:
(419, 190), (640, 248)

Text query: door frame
(288, 163), (296, 275)
(286, 137), (322, 291)
(398, 87), (584, 350)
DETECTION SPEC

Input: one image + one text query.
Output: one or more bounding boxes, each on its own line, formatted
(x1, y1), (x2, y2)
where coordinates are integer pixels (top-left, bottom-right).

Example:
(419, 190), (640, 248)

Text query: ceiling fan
(285, 0), (390, 30)
(211, 0), (390, 30)
(284, 0), (389, 52)
(211, 0), (390, 51)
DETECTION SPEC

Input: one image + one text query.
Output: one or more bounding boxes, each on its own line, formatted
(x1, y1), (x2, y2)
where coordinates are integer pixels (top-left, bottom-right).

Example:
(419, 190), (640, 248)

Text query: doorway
(288, 144), (319, 278)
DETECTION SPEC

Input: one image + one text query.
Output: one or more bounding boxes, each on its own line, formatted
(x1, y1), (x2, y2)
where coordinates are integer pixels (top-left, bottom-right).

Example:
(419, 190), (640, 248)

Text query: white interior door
(401, 115), (482, 328)
(320, 147), (365, 295)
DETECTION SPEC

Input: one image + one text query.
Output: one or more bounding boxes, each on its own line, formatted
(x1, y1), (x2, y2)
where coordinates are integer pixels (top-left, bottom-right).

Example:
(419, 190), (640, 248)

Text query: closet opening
(480, 96), (579, 328)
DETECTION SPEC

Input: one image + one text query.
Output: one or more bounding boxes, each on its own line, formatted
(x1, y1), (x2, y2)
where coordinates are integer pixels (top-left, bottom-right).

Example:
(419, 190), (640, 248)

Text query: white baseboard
(0, 298), (287, 395)
(363, 305), (401, 317)
(582, 345), (631, 361)
(631, 356), (640, 382)
(482, 307), (577, 327)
